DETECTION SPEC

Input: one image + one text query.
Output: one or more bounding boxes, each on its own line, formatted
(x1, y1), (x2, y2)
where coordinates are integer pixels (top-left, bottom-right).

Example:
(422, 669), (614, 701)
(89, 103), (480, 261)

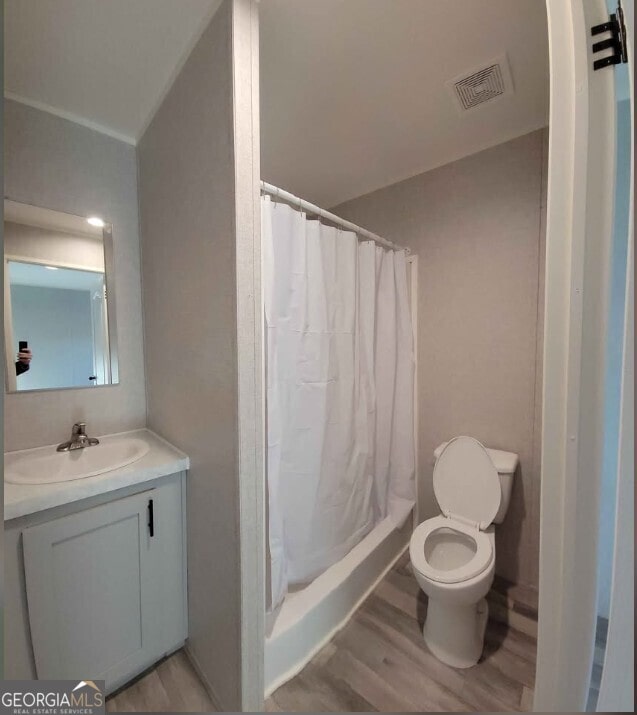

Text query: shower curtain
(263, 196), (415, 613)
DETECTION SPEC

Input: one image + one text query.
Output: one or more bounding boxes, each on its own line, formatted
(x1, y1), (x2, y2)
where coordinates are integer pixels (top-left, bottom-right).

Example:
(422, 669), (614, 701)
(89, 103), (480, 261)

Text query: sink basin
(5, 437), (151, 485)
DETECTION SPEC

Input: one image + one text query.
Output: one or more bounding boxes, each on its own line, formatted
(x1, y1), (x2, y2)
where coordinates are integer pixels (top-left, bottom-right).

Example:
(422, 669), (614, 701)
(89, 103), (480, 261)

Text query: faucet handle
(72, 422), (87, 436)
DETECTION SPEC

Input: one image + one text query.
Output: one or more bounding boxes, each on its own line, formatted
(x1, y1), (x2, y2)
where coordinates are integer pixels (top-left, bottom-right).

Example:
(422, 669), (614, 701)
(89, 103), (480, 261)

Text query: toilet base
(423, 597), (489, 668)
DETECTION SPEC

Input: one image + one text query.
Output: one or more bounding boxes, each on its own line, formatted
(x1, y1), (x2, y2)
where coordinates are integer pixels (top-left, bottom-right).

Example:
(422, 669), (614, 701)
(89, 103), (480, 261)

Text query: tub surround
(4, 429), (188, 521)
(266, 516), (411, 695)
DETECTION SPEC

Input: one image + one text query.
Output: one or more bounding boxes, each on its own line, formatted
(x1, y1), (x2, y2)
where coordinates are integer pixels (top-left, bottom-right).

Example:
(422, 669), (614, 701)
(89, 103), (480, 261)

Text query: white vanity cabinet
(5, 464), (188, 694)
(22, 475), (187, 691)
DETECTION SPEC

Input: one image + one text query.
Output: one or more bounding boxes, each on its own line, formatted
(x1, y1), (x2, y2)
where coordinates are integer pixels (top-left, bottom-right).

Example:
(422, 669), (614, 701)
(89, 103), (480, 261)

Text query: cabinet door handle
(148, 499), (154, 538)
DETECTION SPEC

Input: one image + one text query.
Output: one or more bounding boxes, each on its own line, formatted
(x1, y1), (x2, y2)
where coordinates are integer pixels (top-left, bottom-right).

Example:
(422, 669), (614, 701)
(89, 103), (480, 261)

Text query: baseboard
(183, 643), (225, 712)
(487, 587), (538, 639)
(492, 574), (539, 613)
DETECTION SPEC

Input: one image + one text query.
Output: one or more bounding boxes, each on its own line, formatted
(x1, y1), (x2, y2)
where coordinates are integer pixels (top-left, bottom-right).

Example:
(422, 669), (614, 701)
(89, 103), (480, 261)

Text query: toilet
(409, 436), (518, 668)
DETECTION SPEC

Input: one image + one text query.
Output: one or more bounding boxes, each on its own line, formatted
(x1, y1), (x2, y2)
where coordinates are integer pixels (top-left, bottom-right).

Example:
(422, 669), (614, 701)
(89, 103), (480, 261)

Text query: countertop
(4, 429), (189, 521)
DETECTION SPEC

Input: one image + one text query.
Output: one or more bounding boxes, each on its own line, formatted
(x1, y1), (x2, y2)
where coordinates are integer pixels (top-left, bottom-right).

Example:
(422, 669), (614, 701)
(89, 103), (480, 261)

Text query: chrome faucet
(56, 422), (100, 452)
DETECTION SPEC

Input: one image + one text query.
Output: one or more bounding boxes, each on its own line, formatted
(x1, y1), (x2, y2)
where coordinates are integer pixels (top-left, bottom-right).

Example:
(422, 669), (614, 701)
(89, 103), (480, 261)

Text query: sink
(4, 437), (151, 485)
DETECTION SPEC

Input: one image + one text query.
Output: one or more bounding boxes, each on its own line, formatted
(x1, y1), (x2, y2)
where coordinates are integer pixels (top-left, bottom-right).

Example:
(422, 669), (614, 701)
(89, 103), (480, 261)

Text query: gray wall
(4, 99), (146, 449)
(334, 129), (547, 591)
(138, 0), (249, 708)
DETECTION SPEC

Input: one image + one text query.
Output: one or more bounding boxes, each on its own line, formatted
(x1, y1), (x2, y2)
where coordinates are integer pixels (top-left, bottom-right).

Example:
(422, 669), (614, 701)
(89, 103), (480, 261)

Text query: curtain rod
(260, 181), (409, 253)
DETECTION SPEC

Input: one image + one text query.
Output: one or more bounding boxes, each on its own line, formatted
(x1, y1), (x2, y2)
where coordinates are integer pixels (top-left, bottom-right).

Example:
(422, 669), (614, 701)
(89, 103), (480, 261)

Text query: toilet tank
(433, 441), (519, 524)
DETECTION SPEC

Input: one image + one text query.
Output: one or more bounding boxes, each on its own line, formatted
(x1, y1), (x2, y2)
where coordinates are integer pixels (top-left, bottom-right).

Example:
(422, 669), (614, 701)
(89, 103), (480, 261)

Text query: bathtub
(264, 515), (412, 696)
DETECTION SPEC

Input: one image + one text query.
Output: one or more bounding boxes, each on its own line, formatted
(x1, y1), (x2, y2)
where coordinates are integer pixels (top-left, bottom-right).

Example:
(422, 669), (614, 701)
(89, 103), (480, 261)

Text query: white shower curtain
(263, 196), (415, 613)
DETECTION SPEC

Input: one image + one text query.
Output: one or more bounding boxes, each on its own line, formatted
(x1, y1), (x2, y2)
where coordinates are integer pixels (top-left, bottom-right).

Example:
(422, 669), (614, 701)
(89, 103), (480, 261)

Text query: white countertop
(4, 429), (189, 521)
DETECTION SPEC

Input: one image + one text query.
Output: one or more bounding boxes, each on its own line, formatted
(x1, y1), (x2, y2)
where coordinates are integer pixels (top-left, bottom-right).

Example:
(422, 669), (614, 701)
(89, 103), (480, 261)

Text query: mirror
(4, 199), (119, 392)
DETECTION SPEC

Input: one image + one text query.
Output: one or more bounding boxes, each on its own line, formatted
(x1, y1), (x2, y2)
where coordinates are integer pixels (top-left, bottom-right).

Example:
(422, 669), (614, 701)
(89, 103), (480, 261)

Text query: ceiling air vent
(447, 55), (513, 112)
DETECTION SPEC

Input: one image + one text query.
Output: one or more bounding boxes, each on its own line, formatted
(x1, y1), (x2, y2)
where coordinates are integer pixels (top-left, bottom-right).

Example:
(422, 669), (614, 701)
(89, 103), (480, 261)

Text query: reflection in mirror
(4, 200), (119, 392)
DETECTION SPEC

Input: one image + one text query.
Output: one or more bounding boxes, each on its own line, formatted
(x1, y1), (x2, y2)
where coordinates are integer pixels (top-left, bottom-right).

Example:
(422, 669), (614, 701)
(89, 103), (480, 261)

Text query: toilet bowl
(409, 436), (518, 668)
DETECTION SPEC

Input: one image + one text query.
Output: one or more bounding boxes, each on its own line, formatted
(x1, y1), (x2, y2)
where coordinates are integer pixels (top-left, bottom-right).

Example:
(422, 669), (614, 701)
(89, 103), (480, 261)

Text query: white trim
(535, 0), (617, 710)
(4, 92), (136, 146)
(233, 1), (265, 711)
(407, 254), (419, 529)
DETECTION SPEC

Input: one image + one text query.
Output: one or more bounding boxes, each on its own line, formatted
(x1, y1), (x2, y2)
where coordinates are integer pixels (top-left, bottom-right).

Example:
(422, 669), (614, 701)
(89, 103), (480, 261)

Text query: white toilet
(409, 435), (518, 668)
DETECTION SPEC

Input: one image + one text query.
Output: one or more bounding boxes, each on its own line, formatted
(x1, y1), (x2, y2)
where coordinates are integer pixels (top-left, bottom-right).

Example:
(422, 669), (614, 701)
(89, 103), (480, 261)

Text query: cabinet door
(23, 489), (160, 689)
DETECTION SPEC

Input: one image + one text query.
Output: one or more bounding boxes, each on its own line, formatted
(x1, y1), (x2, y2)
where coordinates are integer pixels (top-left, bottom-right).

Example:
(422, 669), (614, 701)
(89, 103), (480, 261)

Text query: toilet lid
(433, 436), (501, 530)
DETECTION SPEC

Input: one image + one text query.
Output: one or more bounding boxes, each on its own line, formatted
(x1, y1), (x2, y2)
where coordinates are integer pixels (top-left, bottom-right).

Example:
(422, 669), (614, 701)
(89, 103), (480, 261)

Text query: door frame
(535, 0), (622, 710)
(233, 0), (265, 711)
(407, 254), (420, 529)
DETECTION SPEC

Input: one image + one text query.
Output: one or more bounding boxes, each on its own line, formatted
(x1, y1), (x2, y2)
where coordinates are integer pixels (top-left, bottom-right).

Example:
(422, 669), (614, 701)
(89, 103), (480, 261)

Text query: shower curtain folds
(263, 195), (415, 616)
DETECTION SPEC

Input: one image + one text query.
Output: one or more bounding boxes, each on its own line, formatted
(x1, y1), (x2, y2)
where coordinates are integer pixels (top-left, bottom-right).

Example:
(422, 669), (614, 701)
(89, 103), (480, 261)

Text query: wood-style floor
(108, 551), (536, 712)
(267, 552), (536, 712)
(106, 650), (216, 713)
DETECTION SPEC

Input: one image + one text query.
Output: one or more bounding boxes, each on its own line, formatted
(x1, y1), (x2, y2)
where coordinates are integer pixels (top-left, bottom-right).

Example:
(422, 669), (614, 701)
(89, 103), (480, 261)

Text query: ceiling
(5, 0), (549, 208)
(260, 0), (549, 206)
(4, 0), (221, 143)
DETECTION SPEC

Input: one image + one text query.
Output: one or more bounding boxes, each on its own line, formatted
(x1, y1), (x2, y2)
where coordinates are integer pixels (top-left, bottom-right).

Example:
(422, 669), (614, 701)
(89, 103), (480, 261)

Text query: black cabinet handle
(148, 499), (154, 537)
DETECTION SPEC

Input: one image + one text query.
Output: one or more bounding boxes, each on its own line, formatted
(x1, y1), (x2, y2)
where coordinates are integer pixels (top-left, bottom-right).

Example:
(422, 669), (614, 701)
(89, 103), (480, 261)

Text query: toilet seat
(433, 436), (501, 530)
(410, 515), (493, 584)
(409, 436), (500, 585)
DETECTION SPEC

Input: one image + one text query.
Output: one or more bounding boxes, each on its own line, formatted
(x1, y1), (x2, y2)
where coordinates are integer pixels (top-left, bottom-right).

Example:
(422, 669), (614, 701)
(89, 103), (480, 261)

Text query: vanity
(4, 429), (189, 694)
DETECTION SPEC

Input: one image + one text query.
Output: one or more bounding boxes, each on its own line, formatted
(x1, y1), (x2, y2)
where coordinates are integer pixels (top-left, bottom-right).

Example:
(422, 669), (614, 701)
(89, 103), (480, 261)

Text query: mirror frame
(4, 198), (120, 393)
